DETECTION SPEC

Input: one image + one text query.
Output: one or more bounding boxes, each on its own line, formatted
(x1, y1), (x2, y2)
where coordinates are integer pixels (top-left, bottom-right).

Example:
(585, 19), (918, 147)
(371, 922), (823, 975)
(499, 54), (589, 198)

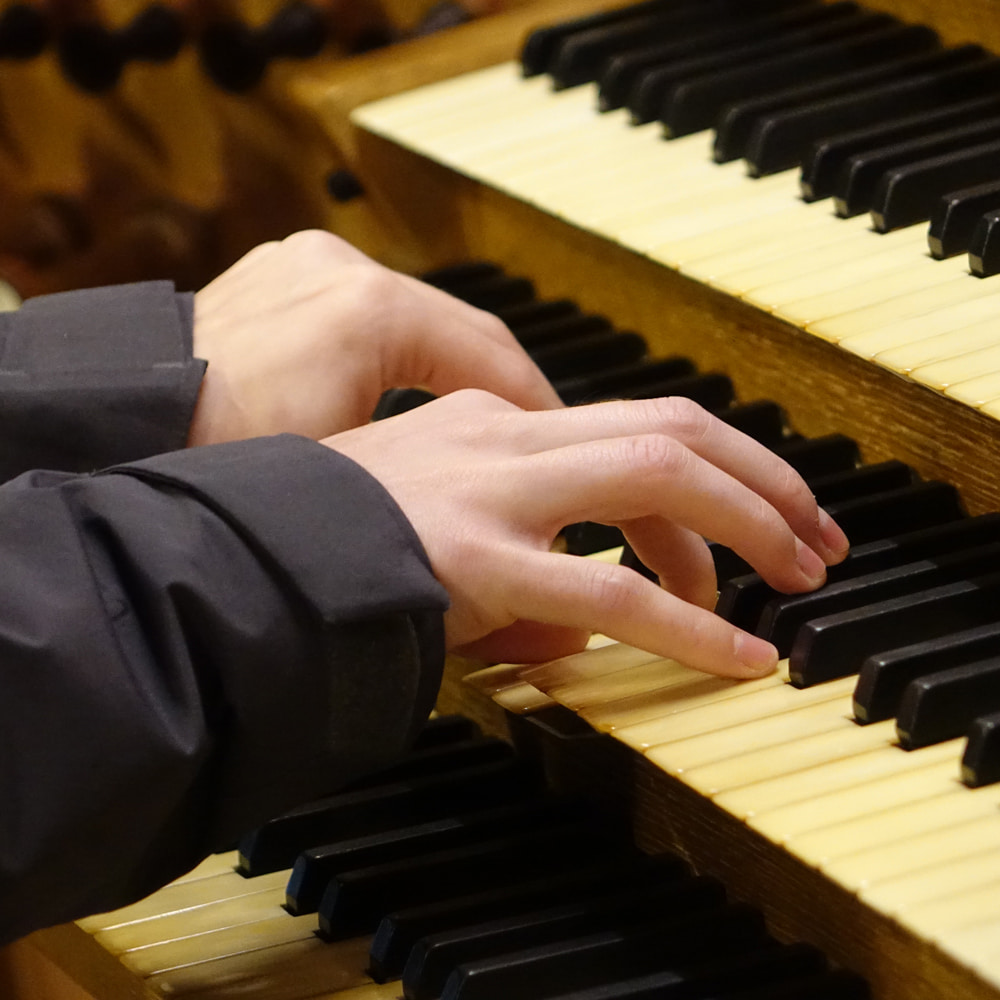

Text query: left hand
(188, 231), (561, 446)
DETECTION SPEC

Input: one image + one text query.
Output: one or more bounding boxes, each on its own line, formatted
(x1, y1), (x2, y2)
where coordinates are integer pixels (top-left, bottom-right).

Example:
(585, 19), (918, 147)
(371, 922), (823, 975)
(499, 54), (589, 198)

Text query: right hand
(324, 390), (849, 675)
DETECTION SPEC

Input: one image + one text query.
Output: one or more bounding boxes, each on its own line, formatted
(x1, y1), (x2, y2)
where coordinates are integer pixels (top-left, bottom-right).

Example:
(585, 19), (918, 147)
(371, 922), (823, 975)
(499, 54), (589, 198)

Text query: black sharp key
(802, 94), (1000, 202)
(599, 2), (851, 112)
(824, 480), (965, 546)
(495, 299), (580, 331)
(855, 621), (1000, 724)
(412, 715), (481, 750)
(833, 116), (1000, 218)
(618, 372), (734, 409)
(771, 433), (860, 479)
(439, 905), (766, 1000)
(969, 208), (1000, 277)
(719, 512), (1000, 634)
(808, 460), (916, 507)
(372, 387), (438, 420)
(369, 854), (690, 982)
(716, 400), (788, 446)
(514, 314), (614, 350)
(237, 756), (541, 876)
(553, 356), (697, 405)
(404, 876), (726, 1000)
(789, 570), (1000, 687)
(710, 543), (753, 586)
(286, 797), (592, 916)
(730, 50), (1000, 170)
(961, 710), (1000, 786)
(550, 0), (813, 91)
(700, 969), (872, 1000)
(665, 23), (937, 139)
(873, 140), (1000, 232)
(421, 261), (503, 290)
(538, 943), (829, 1000)
(562, 522), (625, 556)
(896, 657), (1000, 749)
(342, 737), (514, 792)
(319, 820), (635, 940)
(929, 179), (1000, 258)
(521, 1), (675, 77)
(629, 4), (882, 126)
(531, 331), (647, 381)
(446, 275), (536, 312)
(759, 540), (1000, 656)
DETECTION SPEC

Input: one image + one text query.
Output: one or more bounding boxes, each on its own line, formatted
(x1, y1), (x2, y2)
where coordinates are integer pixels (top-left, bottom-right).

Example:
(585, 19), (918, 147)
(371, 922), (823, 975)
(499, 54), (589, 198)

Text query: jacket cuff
(102, 434), (450, 738)
(0, 282), (205, 480)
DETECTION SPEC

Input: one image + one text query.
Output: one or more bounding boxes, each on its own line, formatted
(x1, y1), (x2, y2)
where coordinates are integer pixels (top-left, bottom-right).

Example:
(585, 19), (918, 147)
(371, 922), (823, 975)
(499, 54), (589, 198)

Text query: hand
(324, 390), (850, 678)
(188, 231), (560, 446)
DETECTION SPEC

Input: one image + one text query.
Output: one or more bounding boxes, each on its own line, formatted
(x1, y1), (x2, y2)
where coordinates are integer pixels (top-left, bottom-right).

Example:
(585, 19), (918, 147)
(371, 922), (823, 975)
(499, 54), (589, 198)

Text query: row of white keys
(839, 287), (1000, 362)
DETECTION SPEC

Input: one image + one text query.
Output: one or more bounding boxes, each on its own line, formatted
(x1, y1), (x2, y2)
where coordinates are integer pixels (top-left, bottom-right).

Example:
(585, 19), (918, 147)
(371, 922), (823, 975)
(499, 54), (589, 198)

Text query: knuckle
(581, 563), (641, 618)
(653, 396), (712, 441)
(621, 433), (691, 479)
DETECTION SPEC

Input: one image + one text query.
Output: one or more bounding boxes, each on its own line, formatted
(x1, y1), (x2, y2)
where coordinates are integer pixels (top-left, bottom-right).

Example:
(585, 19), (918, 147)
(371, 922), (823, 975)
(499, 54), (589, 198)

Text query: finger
(501, 398), (849, 563)
(455, 620), (591, 664)
(619, 517), (718, 611)
(398, 276), (563, 412)
(485, 548), (778, 679)
(514, 435), (827, 596)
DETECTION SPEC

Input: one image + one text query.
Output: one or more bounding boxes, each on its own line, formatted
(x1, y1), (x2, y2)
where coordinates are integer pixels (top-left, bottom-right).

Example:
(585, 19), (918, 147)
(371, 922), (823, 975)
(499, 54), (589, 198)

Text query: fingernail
(734, 632), (778, 676)
(817, 508), (850, 562)
(796, 538), (827, 585)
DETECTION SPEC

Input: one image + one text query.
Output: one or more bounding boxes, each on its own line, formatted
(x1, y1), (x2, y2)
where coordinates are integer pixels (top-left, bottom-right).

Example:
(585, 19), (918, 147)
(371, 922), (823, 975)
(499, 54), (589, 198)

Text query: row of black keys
(411, 261), (1000, 786)
(0, 1), (331, 93)
(236, 715), (869, 1000)
(518, 0), (1000, 275)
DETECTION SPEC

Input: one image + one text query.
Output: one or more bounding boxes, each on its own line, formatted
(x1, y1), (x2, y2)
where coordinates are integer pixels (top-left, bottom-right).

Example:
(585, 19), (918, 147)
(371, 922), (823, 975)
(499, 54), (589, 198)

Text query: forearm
(0, 435), (447, 944)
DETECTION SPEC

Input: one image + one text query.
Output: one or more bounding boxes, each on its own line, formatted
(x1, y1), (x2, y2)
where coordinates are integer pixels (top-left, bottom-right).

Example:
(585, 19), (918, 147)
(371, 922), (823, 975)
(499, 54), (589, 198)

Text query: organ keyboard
(11, 0), (1000, 998)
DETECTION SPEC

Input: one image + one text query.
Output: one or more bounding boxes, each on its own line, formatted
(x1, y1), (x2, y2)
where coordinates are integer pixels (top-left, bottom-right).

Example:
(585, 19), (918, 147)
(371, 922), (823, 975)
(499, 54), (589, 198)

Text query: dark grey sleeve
(0, 282), (205, 480)
(0, 435), (449, 944)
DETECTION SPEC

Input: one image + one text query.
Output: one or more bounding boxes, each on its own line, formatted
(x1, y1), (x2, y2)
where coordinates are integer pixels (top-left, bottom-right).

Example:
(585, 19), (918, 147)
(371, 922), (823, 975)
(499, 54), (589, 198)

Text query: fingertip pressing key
(817, 507), (850, 564)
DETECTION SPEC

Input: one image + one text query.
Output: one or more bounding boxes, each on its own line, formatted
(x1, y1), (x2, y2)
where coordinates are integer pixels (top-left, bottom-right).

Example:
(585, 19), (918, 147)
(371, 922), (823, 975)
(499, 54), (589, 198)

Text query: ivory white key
(580, 668), (780, 733)
(548, 136), (748, 231)
(860, 848), (1000, 916)
(145, 933), (373, 999)
(910, 342), (1000, 391)
(511, 123), (687, 211)
(601, 170), (794, 242)
(936, 921), (1000, 985)
(76, 869), (289, 931)
(805, 273), (1000, 342)
(978, 395), (1000, 421)
(711, 223), (921, 298)
(677, 719), (897, 797)
(120, 912), (323, 977)
(639, 697), (857, 773)
(95, 885), (291, 953)
(747, 757), (964, 844)
(778, 256), (977, 329)
(747, 232), (945, 318)
(899, 881), (1000, 941)
(823, 814), (1000, 892)
(682, 211), (866, 287)
(520, 641), (662, 691)
(713, 738), (960, 820)
(624, 186), (802, 256)
(544, 657), (703, 712)
(321, 983), (407, 1000)
(786, 783), (1000, 869)
(944, 371), (1000, 407)
(612, 674), (853, 750)
(352, 63), (546, 138)
(871, 317), (1000, 375)
(493, 683), (557, 713)
(839, 293), (1000, 361)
